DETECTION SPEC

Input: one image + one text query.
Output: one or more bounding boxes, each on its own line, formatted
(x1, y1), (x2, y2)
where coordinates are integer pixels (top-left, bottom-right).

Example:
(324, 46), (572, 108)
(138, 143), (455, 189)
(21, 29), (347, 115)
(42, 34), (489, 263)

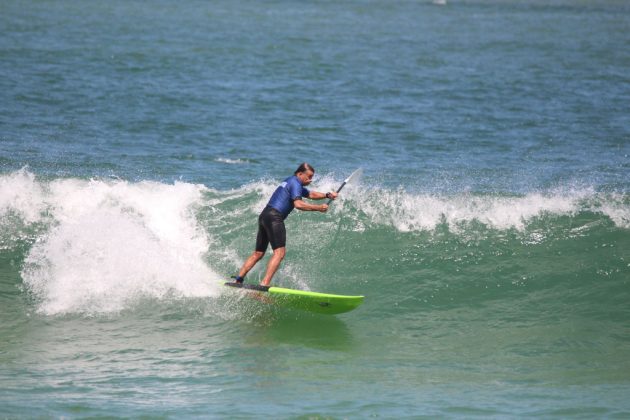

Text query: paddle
(327, 168), (363, 205)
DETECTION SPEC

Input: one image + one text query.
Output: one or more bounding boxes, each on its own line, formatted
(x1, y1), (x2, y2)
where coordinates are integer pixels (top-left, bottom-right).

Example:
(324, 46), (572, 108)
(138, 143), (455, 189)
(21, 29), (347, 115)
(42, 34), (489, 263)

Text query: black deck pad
(224, 282), (270, 292)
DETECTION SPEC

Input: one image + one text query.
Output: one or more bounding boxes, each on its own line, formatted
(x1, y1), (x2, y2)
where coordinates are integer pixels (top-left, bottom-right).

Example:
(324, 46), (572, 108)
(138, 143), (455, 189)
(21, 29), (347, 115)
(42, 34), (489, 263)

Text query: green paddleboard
(224, 282), (364, 315)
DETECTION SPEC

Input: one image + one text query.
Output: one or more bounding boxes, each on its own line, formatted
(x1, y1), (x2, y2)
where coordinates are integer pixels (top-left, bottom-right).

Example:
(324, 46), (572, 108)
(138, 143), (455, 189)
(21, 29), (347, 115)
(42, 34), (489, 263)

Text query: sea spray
(352, 186), (629, 233)
(0, 172), (221, 315)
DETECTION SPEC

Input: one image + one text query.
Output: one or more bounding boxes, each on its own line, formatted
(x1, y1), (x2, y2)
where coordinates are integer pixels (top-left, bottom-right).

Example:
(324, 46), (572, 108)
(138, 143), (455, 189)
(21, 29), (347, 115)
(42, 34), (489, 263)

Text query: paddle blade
(344, 168), (363, 185)
(328, 168), (363, 204)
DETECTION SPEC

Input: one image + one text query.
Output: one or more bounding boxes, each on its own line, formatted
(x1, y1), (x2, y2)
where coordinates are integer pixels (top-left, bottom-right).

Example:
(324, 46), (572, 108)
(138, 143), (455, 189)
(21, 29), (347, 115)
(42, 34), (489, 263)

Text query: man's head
(295, 162), (315, 186)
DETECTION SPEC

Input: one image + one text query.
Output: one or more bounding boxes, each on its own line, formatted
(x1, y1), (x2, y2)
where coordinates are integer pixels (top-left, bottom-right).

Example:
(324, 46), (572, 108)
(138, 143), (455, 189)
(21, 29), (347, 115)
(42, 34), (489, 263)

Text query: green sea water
(2, 0), (630, 417)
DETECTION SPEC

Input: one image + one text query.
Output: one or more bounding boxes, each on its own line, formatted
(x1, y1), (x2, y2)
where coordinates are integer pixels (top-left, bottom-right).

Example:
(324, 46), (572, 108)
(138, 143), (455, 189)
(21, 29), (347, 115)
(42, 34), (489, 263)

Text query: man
(232, 163), (338, 286)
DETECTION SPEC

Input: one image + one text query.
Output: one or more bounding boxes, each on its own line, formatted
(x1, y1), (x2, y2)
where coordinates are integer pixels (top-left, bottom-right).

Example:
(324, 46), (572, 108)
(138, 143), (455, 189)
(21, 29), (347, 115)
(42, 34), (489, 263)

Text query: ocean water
(1, 0), (630, 417)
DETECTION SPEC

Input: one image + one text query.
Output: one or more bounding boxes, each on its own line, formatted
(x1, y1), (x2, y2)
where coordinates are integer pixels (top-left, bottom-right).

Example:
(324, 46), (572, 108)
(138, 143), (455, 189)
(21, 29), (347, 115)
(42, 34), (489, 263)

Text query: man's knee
(272, 247), (286, 259)
(253, 251), (265, 260)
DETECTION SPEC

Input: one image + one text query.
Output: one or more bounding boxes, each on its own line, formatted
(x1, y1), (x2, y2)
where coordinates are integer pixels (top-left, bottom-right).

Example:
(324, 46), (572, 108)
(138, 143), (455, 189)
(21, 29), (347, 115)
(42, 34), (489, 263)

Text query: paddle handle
(326, 181), (347, 205)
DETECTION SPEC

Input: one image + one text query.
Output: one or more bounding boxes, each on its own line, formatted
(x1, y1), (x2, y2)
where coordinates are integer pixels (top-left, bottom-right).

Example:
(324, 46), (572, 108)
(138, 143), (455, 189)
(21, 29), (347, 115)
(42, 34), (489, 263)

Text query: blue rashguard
(267, 175), (311, 219)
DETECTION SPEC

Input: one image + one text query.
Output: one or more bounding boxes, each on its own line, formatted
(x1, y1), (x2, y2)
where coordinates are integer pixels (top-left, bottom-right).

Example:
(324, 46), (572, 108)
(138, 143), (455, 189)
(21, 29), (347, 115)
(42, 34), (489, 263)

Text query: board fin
(224, 282), (270, 292)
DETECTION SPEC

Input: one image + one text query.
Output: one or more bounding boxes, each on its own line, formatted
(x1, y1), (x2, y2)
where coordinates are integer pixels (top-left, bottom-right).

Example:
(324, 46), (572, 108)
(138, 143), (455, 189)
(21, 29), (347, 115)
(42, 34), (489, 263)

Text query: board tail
(224, 282), (270, 292)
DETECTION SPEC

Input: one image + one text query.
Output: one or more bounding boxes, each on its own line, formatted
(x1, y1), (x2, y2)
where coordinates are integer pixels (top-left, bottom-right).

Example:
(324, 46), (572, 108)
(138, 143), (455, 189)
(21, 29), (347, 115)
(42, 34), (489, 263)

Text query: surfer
(231, 163), (337, 286)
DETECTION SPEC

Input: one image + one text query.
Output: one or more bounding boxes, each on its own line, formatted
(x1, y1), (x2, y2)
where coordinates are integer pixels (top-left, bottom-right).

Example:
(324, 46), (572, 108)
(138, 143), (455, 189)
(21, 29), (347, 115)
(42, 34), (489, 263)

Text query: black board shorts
(255, 206), (286, 252)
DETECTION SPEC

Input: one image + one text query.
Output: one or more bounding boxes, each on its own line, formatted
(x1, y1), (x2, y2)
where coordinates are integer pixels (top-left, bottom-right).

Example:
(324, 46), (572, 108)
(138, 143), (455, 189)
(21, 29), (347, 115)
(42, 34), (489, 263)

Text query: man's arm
(294, 198), (328, 212)
(307, 191), (338, 201)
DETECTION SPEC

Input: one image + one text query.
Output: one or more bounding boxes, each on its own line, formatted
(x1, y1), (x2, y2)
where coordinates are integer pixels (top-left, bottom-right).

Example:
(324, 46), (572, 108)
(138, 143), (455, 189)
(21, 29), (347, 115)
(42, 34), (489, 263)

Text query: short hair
(295, 162), (315, 175)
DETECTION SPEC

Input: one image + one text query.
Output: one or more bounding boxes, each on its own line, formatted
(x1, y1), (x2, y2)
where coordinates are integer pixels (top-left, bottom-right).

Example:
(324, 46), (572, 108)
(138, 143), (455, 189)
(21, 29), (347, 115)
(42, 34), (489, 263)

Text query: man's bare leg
(260, 247), (285, 286)
(237, 251), (265, 280)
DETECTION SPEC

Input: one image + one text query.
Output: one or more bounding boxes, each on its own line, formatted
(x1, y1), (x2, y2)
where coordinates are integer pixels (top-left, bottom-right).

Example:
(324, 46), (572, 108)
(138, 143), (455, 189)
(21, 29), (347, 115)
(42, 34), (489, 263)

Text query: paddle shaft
(327, 181), (349, 205)
(326, 168), (362, 205)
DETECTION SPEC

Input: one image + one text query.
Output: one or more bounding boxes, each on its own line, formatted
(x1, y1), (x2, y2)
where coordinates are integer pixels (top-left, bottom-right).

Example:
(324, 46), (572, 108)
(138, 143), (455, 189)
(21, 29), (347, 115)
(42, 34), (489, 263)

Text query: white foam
(0, 168), (47, 224)
(215, 157), (249, 165)
(354, 186), (628, 232)
(223, 175), (629, 233)
(4, 172), (221, 315)
(598, 193), (630, 229)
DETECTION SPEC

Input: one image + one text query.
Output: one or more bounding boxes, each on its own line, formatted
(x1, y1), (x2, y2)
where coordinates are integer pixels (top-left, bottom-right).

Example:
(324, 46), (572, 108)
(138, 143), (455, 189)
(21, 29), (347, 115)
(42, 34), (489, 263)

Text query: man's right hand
(320, 204), (329, 213)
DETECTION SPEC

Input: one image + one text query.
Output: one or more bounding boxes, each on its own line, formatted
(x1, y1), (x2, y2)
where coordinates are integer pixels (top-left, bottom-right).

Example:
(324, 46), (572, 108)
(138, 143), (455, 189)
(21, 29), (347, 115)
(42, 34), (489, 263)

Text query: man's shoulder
(284, 175), (300, 188)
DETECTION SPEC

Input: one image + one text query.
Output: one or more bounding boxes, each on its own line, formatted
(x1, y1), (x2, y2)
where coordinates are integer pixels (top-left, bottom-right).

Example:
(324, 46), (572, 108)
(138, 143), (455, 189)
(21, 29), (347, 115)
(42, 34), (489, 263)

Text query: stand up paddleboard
(224, 282), (364, 315)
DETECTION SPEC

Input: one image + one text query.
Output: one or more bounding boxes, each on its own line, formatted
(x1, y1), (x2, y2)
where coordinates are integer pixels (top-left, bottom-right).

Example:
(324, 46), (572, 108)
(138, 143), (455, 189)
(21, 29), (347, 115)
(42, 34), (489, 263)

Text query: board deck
(224, 282), (364, 315)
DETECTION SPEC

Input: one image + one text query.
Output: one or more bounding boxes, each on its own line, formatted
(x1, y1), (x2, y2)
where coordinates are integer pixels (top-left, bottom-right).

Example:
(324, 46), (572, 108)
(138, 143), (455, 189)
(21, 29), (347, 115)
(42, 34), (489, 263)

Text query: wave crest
(352, 187), (629, 232)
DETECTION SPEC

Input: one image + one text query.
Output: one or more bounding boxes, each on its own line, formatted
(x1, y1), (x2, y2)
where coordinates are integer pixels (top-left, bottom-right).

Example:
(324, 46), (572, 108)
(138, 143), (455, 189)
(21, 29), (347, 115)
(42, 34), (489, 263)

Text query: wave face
(1, 169), (628, 320)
